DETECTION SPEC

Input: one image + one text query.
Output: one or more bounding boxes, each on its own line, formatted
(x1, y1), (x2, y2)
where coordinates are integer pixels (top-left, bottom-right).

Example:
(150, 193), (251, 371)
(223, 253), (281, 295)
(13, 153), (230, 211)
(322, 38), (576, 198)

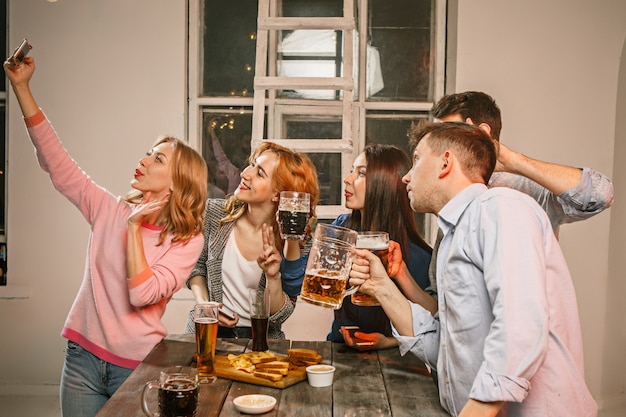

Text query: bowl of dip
(233, 394), (277, 414)
(306, 364), (336, 387)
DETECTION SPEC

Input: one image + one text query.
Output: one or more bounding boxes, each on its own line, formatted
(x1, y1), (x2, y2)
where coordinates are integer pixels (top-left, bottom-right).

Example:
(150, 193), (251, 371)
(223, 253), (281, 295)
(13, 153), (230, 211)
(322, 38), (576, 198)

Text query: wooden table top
(96, 334), (449, 417)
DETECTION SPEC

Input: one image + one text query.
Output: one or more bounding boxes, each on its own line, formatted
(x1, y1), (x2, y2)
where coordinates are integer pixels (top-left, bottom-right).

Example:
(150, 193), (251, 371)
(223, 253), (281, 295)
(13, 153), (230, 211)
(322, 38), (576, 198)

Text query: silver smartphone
(5, 39), (32, 68)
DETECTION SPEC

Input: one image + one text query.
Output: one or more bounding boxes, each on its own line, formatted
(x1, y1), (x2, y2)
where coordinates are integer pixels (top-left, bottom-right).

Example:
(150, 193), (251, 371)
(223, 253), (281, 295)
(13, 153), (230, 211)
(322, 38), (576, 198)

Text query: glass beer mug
(300, 224), (359, 309)
(141, 366), (199, 417)
(351, 232), (389, 307)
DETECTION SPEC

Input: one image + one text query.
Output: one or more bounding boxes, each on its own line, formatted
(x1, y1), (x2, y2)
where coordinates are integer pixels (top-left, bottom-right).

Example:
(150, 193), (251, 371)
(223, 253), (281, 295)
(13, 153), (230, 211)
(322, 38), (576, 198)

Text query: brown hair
(431, 91), (503, 140)
(125, 136), (208, 245)
(409, 121), (496, 184)
(345, 144), (432, 258)
(220, 142), (320, 249)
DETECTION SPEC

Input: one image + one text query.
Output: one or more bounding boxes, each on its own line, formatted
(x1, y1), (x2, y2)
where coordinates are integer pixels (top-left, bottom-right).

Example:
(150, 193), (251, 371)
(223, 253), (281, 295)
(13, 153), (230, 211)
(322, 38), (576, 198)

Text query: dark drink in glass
(249, 289), (270, 351)
(158, 379), (199, 417)
(278, 191), (310, 240)
(251, 315), (269, 351)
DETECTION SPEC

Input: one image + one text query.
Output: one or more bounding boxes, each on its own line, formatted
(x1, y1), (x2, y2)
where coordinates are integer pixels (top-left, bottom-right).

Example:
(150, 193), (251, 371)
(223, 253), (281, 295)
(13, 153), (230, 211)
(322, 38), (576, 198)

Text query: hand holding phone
(342, 325), (375, 347)
(219, 308), (235, 321)
(5, 39), (32, 69)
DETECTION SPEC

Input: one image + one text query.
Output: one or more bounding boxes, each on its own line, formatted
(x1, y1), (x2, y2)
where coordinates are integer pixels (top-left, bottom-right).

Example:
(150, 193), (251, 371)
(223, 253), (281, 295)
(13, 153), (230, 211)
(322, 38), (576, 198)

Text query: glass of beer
(249, 288), (270, 352)
(278, 191), (311, 240)
(351, 232), (389, 307)
(141, 366), (199, 417)
(193, 302), (219, 383)
(300, 223), (360, 309)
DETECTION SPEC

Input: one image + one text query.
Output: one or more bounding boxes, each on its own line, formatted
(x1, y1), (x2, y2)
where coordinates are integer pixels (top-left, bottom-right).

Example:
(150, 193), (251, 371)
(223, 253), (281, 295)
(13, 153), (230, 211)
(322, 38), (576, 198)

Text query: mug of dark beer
(351, 232), (389, 306)
(278, 191), (310, 241)
(300, 224), (359, 309)
(141, 366), (199, 417)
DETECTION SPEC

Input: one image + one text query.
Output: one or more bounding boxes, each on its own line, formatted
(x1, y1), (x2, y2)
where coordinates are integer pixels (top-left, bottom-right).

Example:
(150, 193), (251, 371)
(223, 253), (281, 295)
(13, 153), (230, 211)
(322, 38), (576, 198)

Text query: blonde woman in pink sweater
(5, 57), (208, 417)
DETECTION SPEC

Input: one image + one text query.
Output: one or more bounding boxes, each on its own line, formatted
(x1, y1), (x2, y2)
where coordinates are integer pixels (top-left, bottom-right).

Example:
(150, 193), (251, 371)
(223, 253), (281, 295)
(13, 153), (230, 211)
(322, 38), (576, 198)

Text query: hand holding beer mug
(300, 224), (359, 309)
(249, 288), (270, 352)
(193, 302), (219, 383)
(141, 366), (199, 417)
(351, 232), (389, 307)
(278, 191), (310, 240)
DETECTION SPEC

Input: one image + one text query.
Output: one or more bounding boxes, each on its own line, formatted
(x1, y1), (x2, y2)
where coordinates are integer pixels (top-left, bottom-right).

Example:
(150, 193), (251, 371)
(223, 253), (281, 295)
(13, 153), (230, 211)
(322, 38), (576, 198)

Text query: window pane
(286, 117), (342, 139)
(278, 0), (345, 99)
(201, 110), (253, 196)
(201, 0), (257, 97)
(308, 153), (342, 206)
(278, 29), (342, 100)
(365, 111), (428, 157)
(368, 0), (434, 102)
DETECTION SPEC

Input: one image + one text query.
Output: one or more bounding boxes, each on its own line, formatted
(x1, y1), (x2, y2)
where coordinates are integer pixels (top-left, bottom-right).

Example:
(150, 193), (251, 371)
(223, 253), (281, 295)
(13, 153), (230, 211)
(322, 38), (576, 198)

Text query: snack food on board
(287, 348), (323, 366)
(226, 349), (323, 382)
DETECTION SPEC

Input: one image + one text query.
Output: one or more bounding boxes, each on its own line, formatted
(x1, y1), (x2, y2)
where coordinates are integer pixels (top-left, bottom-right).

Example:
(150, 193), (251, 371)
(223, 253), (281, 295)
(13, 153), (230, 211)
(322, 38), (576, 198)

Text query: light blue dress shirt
(394, 184), (597, 416)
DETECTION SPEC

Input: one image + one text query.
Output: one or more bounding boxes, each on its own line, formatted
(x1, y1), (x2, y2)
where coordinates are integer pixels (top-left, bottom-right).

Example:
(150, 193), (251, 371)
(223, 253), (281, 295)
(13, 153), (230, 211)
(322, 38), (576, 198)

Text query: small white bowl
(306, 364), (336, 387)
(233, 394), (277, 414)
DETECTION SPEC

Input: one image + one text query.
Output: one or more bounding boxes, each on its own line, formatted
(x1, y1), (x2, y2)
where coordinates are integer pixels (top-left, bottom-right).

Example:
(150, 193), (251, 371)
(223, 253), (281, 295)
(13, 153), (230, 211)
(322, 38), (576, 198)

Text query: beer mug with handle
(141, 366), (198, 417)
(351, 231), (389, 306)
(300, 223), (359, 309)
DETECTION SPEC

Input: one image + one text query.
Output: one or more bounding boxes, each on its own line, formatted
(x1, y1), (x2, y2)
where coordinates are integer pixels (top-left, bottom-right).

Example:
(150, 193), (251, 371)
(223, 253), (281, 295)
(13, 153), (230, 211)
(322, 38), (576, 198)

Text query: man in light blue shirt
(350, 122), (597, 416)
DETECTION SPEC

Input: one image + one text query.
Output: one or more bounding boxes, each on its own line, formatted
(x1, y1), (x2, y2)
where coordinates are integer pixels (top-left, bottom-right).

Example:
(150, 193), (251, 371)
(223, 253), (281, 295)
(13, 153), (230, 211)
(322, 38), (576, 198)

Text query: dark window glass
(201, 1), (258, 97)
(368, 0), (433, 102)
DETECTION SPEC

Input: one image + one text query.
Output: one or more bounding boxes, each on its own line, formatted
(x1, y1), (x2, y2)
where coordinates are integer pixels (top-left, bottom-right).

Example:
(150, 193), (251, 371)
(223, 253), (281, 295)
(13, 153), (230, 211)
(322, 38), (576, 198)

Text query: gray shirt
(395, 184), (597, 416)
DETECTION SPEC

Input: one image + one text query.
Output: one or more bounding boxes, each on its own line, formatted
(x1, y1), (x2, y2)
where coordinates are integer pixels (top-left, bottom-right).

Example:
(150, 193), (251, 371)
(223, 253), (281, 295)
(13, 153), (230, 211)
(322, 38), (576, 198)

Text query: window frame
(187, 0), (446, 241)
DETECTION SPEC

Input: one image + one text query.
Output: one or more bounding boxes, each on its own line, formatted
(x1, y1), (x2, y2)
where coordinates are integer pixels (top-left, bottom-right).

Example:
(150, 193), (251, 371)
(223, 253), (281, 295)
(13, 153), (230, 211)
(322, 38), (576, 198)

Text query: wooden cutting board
(213, 355), (307, 389)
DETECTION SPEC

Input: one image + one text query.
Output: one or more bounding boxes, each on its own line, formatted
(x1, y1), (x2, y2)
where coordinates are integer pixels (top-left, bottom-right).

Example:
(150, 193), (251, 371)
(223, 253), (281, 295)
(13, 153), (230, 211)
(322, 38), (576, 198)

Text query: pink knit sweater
(26, 111), (203, 369)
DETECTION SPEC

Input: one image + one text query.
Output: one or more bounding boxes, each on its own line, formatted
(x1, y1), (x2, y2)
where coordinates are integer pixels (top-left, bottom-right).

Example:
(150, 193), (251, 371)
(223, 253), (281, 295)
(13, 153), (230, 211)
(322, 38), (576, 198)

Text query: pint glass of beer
(300, 224), (359, 309)
(193, 302), (219, 383)
(249, 288), (270, 352)
(278, 191), (310, 241)
(351, 232), (389, 306)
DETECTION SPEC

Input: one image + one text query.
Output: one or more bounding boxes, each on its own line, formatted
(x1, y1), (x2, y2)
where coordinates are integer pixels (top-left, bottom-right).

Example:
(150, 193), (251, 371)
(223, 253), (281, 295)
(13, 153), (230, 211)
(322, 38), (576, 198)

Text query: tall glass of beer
(278, 191), (310, 240)
(193, 302), (219, 383)
(351, 232), (389, 306)
(249, 288), (270, 352)
(300, 223), (360, 309)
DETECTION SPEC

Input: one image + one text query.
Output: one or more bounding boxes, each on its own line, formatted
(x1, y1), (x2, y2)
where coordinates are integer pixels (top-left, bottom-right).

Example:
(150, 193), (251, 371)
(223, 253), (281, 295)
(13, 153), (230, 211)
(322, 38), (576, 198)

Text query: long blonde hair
(125, 136), (208, 245)
(220, 142), (319, 249)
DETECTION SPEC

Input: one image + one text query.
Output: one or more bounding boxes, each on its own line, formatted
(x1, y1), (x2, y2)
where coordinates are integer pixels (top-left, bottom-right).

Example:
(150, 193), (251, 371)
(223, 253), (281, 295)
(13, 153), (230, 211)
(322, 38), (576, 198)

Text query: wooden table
(96, 334), (449, 417)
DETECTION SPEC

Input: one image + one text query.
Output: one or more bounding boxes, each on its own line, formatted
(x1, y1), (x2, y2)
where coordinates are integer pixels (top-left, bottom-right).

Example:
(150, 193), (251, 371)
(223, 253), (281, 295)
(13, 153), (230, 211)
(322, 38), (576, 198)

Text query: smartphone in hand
(342, 325), (374, 346)
(219, 308), (235, 321)
(5, 39), (32, 68)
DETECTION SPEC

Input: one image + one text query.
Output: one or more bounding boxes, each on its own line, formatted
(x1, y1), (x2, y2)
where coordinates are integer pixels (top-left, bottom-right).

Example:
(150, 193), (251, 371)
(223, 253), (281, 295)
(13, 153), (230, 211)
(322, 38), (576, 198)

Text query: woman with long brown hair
(328, 144), (432, 349)
(186, 142), (319, 339)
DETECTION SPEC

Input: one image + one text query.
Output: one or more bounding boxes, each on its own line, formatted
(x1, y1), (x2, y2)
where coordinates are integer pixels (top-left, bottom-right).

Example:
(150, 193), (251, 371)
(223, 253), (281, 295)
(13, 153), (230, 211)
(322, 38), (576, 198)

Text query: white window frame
(187, 0), (446, 242)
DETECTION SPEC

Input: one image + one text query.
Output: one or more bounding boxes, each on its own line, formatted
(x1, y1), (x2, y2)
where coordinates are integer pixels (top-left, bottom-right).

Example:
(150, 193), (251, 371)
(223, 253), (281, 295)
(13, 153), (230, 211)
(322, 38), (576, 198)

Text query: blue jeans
(60, 341), (133, 417)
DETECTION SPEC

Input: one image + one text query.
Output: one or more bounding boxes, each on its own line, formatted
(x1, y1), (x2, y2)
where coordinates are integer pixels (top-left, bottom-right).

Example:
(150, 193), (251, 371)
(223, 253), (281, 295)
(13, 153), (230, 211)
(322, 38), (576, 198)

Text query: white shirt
(220, 231), (263, 327)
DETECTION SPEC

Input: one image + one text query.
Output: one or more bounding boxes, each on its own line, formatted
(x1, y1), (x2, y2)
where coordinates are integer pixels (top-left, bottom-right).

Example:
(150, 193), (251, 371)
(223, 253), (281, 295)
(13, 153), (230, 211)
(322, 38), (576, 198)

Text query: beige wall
(452, 0), (626, 410)
(0, 0), (624, 411)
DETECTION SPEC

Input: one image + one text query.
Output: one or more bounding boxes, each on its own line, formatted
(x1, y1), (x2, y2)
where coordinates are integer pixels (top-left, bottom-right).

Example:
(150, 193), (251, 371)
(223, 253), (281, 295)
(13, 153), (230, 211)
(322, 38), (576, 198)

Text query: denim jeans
(60, 340), (133, 417)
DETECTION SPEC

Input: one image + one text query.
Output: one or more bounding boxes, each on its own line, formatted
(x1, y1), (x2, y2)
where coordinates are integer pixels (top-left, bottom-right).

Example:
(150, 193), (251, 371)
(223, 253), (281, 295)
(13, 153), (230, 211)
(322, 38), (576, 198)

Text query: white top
(221, 231), (262, 327)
